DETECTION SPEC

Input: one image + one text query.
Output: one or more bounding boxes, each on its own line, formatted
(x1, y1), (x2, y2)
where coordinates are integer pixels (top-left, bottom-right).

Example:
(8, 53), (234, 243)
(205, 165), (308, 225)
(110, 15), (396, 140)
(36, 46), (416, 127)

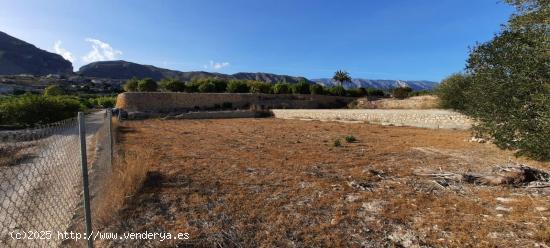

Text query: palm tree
(332, 70), (351, 87)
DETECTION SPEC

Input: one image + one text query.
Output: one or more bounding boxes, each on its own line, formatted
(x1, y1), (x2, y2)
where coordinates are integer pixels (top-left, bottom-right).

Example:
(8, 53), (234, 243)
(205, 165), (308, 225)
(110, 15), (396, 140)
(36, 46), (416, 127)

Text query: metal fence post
(78, 112), (94, 248)
(107, 109), (113, 168)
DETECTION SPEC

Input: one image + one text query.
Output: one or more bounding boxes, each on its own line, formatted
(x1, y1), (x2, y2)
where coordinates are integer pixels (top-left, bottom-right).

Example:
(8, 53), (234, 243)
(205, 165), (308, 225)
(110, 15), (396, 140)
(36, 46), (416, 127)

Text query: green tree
(392, 87), (412, 99)
(159, 78), (186, 92)
(436, 73), (472, 110)
(248, 81), (272, 94)
(198, 81), (217, 93)
(309, 84), (324, 95)
(329, 86), (346, 96)
(272, 83), (291, 94)
(291, 81), (311, 94)
(43, 85), (64, 96)
(226, 80), (250, 93)
(332, 70), (352, 87)
(458, 0), (550, 160)
(137, 78), (158, 92)
(123, 77), (139, 92)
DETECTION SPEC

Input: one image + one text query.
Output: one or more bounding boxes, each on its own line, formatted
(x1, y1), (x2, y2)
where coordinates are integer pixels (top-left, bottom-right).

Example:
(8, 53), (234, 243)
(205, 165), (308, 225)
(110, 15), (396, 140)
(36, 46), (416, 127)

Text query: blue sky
(0, 0), (513, 81)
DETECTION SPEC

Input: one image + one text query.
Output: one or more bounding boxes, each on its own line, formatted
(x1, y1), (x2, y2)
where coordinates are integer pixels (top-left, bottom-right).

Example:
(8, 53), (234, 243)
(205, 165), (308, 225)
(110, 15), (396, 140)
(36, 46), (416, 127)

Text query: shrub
(43, 85), (64, 96)
(93, 96), (117, 108)
(211, 79), (229, 92)
(248, 81), (272, 94)
(409, 90), (433, 97)
(185, 81), (201, 92)
(291, 81), (311, 94)
(436, 73), (472, 110)
(226, 80), (250, 93)
(345, 135), (357, 143)
(392, 87), (413, 99)
(137, 78), (158, 92)
(123, 77), (139, 92)
(159, 78), (186, 92)
(0, 95), (83, 126)
(198, 82), (217, 93)
(333, 139), (342, 147)
(439, 0), (550, 160)
(366, 88), (385, 97)
(329, 86), (346, 96)
(272, 83), (291, 94)
(309, 84), (324, 95)
(346, 88), (368, 97)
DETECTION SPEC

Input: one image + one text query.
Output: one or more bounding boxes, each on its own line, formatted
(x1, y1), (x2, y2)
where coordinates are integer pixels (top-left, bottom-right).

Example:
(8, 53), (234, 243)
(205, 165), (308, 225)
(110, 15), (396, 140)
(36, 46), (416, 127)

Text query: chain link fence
(0, 110), (114, 248)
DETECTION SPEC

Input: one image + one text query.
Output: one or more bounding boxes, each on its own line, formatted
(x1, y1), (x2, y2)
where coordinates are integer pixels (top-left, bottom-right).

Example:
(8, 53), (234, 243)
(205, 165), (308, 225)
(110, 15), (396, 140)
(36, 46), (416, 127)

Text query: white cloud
(205, 60), (230, 70)
(53, 40), (74, 63)
(82, 38), (122, 63)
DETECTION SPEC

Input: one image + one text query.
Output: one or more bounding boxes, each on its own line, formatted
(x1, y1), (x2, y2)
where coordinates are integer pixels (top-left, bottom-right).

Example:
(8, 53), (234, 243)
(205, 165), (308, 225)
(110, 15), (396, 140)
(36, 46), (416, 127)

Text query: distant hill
(313, 78), (438, 91)
(78, 60), (311, 83)
(0, 31), (73, 75)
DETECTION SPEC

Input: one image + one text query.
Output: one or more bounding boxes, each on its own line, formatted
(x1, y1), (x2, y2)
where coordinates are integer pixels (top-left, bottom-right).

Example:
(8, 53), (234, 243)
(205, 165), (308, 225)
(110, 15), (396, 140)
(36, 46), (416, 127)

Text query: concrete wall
(116, 92), (355, 113)
(271, 109), (473, 129)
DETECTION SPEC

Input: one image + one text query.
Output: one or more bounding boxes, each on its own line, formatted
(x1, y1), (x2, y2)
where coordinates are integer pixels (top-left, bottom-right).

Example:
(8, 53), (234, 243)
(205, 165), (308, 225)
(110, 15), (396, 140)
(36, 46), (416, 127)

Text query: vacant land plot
(100, 118), (550, 247)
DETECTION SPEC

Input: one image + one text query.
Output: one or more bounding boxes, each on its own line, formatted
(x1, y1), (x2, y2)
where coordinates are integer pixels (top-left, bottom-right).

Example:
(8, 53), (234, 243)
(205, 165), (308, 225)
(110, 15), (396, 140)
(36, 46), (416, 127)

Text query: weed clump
(345, 135), (357, 143)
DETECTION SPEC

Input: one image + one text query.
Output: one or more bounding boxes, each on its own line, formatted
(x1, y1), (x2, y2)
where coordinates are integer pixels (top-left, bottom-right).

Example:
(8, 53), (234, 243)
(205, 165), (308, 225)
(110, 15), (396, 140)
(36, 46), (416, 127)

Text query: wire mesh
(0, 110), (113, 248)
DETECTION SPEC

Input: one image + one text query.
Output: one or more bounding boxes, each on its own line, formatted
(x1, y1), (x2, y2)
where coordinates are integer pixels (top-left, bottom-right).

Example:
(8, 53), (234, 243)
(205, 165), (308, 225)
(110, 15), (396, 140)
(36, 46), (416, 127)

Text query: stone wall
(271, 109), (473, 129)
(116, 92), (355, 113)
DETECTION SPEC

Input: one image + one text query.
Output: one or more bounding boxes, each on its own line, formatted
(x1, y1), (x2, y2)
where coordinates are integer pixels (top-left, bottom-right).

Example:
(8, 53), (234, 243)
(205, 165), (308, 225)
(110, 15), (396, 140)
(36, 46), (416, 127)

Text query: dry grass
(92, 122), (155, 226)
(97, 118), (550, 247)
(0, 143), (35, 167)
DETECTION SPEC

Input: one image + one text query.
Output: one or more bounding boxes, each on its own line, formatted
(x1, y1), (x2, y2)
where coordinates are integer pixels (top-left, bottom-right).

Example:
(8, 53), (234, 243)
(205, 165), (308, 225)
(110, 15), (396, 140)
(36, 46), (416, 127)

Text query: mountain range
(313, 78), (439, 91)
(77, 60), (310, 84)
(0, 31), (73, 75)
(0, 31), (438, 90)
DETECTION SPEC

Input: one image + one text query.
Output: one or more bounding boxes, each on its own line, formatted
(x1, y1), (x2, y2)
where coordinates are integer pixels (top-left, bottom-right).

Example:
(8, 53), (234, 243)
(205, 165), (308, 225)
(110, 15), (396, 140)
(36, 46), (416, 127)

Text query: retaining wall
(116, 92), (355, 113)
(271, 109), (473, 129)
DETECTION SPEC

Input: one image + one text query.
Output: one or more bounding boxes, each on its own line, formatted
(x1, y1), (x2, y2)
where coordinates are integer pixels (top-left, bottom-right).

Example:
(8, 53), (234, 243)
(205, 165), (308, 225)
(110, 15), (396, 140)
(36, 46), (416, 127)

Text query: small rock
(345, 194), (361, 203)
(535, 207), (548, 212)
(496, 197), (516, 203)
(469, 136), (486, 143)
(496, 206), (513, 212)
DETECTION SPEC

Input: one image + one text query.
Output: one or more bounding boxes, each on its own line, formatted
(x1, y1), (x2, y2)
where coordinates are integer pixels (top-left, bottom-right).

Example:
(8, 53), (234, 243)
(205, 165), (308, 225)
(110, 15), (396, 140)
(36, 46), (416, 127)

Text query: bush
(392, 87), (413, 99)
(185, 81), (200, 93)
(345, 135), (357, 143)
(272, 83), (291, 94)
(248, 81), (272, 93)
(366, 88), (385, 97)
(409, 90), (433, 97)
(226, 80), (250, 93)
(333, 139), (342, 147)
(464, 28), (550, 160)
(309, 84), (324, 95)
(192, 78), (228, 93)
(159, 78), (186, 92)
(436, 73), (471, 110)
(329, 86), (346, 96)
(346, 88), (368, 97)
(123, 77), (139, 92)
(43, 85), (64, 96)
(0, 95), (83, 126)
(93, 96), (117, 108)
(137, 78), (158, 92)
(198, 82), (218, 93)
(291, 81), (311, 94)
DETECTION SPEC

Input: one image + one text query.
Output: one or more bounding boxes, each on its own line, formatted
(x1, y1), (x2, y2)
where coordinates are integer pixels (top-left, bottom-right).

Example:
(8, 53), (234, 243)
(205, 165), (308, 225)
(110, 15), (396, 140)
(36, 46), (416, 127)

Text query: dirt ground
(100, 118), (550, 248)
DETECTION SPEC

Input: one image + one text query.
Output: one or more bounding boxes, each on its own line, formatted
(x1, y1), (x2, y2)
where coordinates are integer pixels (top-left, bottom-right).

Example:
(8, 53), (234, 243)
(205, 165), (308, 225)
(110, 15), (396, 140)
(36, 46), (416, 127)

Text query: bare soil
(100, 118), (550, 247)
